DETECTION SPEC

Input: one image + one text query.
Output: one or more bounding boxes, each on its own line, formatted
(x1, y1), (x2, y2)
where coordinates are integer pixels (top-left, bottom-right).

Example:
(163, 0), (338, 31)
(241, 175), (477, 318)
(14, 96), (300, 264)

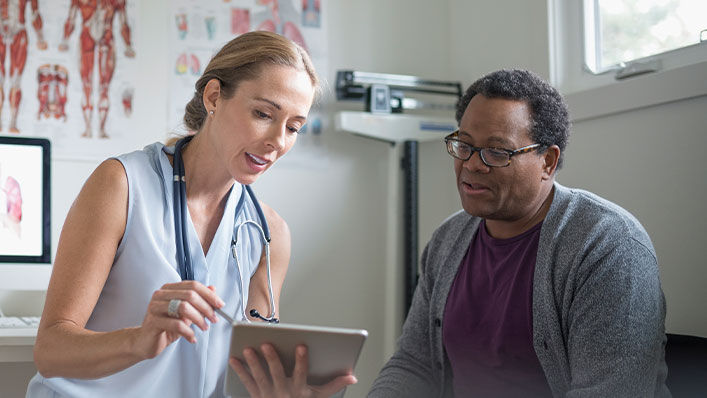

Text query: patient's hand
(229, 343), (357, 398)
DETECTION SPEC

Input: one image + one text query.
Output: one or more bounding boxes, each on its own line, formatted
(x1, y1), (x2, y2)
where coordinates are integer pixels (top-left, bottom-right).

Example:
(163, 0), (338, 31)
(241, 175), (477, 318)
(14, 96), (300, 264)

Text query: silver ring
(167, 299), (181, 318)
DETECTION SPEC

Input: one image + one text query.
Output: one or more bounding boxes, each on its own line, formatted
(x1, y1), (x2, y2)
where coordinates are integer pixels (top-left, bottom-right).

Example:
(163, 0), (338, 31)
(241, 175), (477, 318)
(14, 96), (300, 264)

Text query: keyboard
(0, 316), (40, 328)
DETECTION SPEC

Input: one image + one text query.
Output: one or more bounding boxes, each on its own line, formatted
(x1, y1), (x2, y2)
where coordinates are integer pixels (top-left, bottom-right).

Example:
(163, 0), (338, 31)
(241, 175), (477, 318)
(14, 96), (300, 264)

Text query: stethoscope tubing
(174, 137), (194, 281)
(233, 220), (276, 322)
(172, 136), (278, 323)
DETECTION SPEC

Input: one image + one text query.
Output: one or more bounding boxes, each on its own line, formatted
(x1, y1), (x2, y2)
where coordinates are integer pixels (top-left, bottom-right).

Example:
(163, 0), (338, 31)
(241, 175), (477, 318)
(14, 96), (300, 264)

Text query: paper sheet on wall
(0, 0), (139, 161)
(168, 0), (329, 168)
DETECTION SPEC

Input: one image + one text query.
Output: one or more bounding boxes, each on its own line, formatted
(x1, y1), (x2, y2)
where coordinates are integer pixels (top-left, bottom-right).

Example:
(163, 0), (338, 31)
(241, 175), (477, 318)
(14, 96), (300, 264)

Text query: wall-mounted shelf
(335, 111), (455, 144)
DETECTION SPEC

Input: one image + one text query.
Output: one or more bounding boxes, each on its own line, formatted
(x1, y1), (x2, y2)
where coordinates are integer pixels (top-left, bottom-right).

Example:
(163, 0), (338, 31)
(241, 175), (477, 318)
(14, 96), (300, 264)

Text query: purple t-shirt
(442, 220), (552, 397)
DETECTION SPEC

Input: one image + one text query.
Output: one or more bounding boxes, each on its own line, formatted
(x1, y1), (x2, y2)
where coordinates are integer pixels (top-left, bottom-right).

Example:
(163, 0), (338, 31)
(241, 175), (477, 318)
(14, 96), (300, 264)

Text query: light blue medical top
(27, 142), (264, 398)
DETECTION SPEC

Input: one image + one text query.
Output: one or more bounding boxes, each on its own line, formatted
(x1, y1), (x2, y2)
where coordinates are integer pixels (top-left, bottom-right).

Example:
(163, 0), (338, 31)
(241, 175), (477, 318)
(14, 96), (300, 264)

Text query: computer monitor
(0, 136), (51, 291)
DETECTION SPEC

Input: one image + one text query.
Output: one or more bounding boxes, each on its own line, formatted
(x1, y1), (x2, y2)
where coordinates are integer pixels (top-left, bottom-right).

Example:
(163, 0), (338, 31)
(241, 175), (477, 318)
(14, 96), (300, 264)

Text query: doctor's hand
(229, 344), (357, 398)
(134, 281), (224, 360)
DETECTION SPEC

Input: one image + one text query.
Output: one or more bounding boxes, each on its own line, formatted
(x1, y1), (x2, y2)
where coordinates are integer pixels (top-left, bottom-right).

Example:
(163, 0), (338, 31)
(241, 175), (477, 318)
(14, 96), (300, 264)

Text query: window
(584, 0), (707, 74)
(549, 0), (707, 120)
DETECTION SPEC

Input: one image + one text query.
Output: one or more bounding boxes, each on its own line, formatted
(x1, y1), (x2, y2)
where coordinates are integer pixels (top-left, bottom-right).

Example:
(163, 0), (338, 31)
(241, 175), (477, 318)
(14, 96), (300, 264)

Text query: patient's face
(454, 95), (549, 223)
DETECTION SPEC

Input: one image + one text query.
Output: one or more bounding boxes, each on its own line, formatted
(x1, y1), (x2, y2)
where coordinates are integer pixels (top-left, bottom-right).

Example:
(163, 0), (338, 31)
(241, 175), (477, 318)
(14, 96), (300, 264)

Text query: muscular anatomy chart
(59, 0), (135, 139)
(0, 0), (47, 133)
(37, 63), (68, 121)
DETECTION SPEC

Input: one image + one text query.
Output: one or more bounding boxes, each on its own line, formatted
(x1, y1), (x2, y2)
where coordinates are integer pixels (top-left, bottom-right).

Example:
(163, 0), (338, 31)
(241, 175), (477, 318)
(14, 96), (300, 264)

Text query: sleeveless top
(27, 142), (265, 398)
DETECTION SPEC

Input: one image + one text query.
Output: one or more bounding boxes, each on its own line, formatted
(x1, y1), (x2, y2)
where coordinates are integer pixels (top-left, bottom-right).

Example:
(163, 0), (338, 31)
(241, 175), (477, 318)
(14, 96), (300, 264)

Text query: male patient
(369, 69), (669, 397)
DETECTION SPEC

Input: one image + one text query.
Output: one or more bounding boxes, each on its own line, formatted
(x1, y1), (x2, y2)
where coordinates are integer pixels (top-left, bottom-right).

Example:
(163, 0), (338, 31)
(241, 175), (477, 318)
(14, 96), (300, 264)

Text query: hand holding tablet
(225, 322), (368, 398)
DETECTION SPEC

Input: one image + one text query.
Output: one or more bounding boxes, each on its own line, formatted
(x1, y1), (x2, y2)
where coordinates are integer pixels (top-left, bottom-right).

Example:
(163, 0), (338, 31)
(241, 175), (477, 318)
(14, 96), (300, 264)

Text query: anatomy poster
(168, 0), (328, 167)
(1, 0), (138, 160)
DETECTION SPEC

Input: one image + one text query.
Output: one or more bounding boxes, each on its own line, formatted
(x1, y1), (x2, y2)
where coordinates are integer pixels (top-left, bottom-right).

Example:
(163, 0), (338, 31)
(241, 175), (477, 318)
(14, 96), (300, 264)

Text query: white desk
(0, 328), (36, 363)
(0, 290), (45, 363)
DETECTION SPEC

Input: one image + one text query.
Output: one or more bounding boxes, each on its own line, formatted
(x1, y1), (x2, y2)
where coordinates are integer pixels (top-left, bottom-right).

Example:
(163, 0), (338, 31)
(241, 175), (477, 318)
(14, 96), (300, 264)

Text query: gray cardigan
(369, 183), (669, 397)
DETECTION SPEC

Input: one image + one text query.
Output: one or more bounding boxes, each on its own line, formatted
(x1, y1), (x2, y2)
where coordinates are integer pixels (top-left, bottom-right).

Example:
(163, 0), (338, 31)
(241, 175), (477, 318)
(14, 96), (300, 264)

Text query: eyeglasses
(444, 130), (541, 168)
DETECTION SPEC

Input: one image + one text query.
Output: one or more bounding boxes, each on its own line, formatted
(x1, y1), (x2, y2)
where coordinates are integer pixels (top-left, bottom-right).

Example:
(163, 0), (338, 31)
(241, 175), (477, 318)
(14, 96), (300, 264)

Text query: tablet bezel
(225, 322), (368, 398)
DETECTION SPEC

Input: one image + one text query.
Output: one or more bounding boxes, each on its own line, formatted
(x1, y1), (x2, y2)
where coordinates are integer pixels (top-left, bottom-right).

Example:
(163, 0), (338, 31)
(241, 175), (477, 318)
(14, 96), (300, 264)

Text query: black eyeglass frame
(444, 130), (542, 168)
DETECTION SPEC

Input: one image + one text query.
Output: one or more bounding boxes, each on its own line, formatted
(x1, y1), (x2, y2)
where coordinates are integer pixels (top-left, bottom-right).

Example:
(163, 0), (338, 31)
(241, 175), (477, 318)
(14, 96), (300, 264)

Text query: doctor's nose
(264, 125), (287, 151)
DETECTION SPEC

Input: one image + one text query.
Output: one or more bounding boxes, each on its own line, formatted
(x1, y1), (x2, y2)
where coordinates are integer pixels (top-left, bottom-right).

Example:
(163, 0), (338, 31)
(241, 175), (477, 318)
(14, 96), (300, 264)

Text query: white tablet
(225, 322), (368, 398)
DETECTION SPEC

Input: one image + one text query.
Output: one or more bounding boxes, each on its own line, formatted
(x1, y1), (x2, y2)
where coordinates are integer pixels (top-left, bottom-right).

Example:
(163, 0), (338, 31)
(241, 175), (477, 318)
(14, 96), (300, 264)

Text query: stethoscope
(172, 136), (279, 323)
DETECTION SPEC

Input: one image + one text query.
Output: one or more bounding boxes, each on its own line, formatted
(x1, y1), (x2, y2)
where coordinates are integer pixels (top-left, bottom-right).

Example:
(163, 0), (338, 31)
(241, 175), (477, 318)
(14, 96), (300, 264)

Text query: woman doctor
(29, 31), (355, 398)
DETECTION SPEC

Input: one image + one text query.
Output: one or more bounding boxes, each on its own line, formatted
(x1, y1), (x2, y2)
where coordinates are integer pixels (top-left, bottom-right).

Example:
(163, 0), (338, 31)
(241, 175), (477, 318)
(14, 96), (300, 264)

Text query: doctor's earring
(209, 110), (214, 116)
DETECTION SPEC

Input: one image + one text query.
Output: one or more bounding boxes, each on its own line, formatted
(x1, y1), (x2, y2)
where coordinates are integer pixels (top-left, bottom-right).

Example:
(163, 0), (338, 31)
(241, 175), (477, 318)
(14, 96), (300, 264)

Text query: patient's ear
(541, 145), (560, 180)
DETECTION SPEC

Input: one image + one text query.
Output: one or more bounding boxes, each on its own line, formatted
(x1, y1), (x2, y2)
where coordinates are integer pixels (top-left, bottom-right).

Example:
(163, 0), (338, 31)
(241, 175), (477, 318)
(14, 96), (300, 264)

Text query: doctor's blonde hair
(171, 31), (318, 144)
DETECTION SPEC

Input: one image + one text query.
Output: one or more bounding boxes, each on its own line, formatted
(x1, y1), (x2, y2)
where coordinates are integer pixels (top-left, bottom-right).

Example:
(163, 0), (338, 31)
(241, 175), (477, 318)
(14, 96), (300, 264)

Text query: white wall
(448, 0), (551, 81)
(557, 95), (707, 336)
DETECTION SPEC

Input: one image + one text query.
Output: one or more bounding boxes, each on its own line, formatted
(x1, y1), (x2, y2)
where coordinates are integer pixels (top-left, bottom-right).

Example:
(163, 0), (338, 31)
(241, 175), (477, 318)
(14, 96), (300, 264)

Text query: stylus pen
(215, 307), (235, 324)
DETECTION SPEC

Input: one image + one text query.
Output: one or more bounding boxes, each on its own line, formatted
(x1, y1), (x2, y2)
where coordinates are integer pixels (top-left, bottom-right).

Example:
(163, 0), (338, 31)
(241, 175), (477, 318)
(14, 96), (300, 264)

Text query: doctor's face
(207, 64), (315, 185)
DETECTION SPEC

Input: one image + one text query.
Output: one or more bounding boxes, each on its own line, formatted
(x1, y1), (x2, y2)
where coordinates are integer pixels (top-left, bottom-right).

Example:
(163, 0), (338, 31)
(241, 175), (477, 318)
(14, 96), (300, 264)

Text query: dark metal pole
(402, 140), (419, 318)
